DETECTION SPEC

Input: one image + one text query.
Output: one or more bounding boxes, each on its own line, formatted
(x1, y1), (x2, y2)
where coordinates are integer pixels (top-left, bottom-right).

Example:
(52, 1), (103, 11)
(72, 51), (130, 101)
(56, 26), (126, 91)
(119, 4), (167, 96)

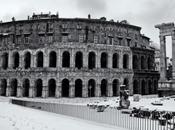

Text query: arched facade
(101, 52), (108, 68)
(88, 79), (95, 97)
(75, 51), (83, 69)
(75, 79), (82, 97)
(36, 51), (43, 67)
(24, 52), (31, 69)
(49, 51), (57, 67)
(112, 79), (119, 96)
(12, 52), (19, 69)
(62, 51), (70, 68)
(62, 79), (69, 97)
(23, 79), (30, 97)
(101, 79), (107, 97)
(35, 79), (43, 97)
(10, 79), (18, 96)
(1, 52), (8, 70)
(0, 14), (159, 98)
(48, 79), (56, 97)
(123, 54), (129, 69)
(88, 52), (96, 69)
(112, 53), (119, 68)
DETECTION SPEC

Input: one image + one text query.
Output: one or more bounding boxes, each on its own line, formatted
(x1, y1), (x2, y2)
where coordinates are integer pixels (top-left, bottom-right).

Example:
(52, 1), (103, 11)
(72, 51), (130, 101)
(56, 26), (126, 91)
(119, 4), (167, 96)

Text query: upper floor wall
(0, 14), (150, 50)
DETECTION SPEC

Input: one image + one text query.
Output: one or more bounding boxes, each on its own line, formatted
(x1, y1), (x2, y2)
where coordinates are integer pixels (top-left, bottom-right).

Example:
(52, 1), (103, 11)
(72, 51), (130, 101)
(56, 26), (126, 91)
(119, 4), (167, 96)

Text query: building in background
(0, 13), (159, 98)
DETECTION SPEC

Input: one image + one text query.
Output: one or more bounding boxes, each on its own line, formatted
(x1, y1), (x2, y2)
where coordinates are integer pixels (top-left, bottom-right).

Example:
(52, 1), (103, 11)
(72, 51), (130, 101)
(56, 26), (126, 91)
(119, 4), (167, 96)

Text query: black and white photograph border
(0, 0), (175, 130)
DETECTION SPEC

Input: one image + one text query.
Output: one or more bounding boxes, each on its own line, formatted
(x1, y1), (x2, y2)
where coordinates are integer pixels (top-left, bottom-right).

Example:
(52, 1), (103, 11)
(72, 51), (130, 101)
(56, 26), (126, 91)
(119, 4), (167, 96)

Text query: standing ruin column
(159, 35), (167, 80)
(172, 31), (175, 79)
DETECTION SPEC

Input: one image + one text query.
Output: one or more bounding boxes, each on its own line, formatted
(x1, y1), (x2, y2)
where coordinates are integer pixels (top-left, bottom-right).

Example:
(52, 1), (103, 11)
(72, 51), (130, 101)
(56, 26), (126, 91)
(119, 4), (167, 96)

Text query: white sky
(0, 0), (174, 57)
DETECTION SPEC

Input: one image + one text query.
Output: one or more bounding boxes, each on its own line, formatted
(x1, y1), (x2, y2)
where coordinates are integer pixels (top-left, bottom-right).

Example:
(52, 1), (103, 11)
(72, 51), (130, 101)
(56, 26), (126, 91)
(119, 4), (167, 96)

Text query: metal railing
(11, 99), (175, 130)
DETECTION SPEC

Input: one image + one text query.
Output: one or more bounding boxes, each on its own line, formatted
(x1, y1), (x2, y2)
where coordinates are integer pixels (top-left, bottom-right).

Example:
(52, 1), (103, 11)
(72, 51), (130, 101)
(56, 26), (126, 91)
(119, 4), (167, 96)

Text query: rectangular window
(79, 34), (84, 43)
(118, 37), (123, 45)
(126, 39), (131, 46)
(62, 35), (68, 43)
(39, 35), (45, 43)
(94, 36), (98, 44)
(48, 35), (53, 42)
(24, 36), (29, 44)
(108, 36), (113, 45)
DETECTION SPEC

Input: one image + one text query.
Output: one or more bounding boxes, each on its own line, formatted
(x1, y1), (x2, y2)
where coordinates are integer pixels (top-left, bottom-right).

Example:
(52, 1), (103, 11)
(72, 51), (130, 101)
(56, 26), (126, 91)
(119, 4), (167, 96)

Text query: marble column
(159, 35), (167, 80)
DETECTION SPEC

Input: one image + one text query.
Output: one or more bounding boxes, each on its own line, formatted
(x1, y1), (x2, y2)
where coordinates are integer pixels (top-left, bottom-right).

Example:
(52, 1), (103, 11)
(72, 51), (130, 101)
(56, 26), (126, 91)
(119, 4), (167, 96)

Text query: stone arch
(141, 80), (146, 95)
(123, 78), (129, 90)
(62, 78), (69, 97)
(123, 54), (129, 69)
(24, 51), (31, 69)
(36, 51), (44, 67)
(23, 79), (30, 97)
(112, 79), (119, 96)
(62, 51), (70, 68)
(10, 79), (18, 96)
(35, 79), (43, 97)
(133, 55), (138, 69)
(75, 79), (83, 97)
(49, 51), (57, 67)
(0, 79), (7, 96)
(88, 52), (96, 69)
(88, 79), (95, 97)
(48, 79), (56, 97)
(75, 51), (83, 69)
(101, 52), (108, 68)
(1, 52), (8, 70)
(112, 53), (119, 68)
(101, 79), (107, 97)
(133, 80), (139, 94)
(12, 52), (19, 69)
(141, 56), (145, 69)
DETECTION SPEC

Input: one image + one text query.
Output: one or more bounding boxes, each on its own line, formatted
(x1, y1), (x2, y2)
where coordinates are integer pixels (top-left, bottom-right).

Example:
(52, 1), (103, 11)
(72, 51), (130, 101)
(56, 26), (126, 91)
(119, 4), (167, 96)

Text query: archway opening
(24, 52), (31, 69)
(62, 79), (69, 97)
(62, 51), (70, 68)
(0, 79), (7, 96)
(36, 51), (43, 67)
(23, 79), (30, 97)
(35, 79), (43, 97)
(113, 79), (119, 96)
(123, 78), (129, 90)
(88, 52), (96, 69)
(123, 54), (129, 69)
(101, 52), (108, 68)
(153, 80), (158, 94)
(10, 79), (18, 96)
(148, 80), (152, 94)
(1, 53), (8, 70)
(141, 80), (146, 95)
(75, 51), (83, 69)
(133, 80), (139, 94)
(88, 79), (95, 97)
(48, 79), (56, 97)
(141, 56), (145, 69)
(112, 53), (119, 68)
(75, 79), (82, 97)
(133, 55), (138, 69)
(101, 79), (107, 97)
(49, 51), (57, 67)
(12, 52), (19, 69)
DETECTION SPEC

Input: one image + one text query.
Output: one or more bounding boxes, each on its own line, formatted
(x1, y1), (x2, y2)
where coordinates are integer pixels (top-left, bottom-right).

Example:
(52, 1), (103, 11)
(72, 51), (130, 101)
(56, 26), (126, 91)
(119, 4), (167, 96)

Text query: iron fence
(11, 99), (175, 130)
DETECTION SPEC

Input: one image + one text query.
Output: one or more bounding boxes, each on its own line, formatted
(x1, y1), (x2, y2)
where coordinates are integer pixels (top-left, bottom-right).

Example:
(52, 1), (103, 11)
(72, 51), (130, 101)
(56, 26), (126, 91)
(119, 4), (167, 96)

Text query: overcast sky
(0, 0), (174, 57)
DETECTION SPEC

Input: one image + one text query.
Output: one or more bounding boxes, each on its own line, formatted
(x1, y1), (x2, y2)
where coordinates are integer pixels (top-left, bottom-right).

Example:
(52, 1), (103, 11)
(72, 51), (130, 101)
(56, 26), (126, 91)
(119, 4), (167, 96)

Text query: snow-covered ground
(0, 98), (128, 130)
